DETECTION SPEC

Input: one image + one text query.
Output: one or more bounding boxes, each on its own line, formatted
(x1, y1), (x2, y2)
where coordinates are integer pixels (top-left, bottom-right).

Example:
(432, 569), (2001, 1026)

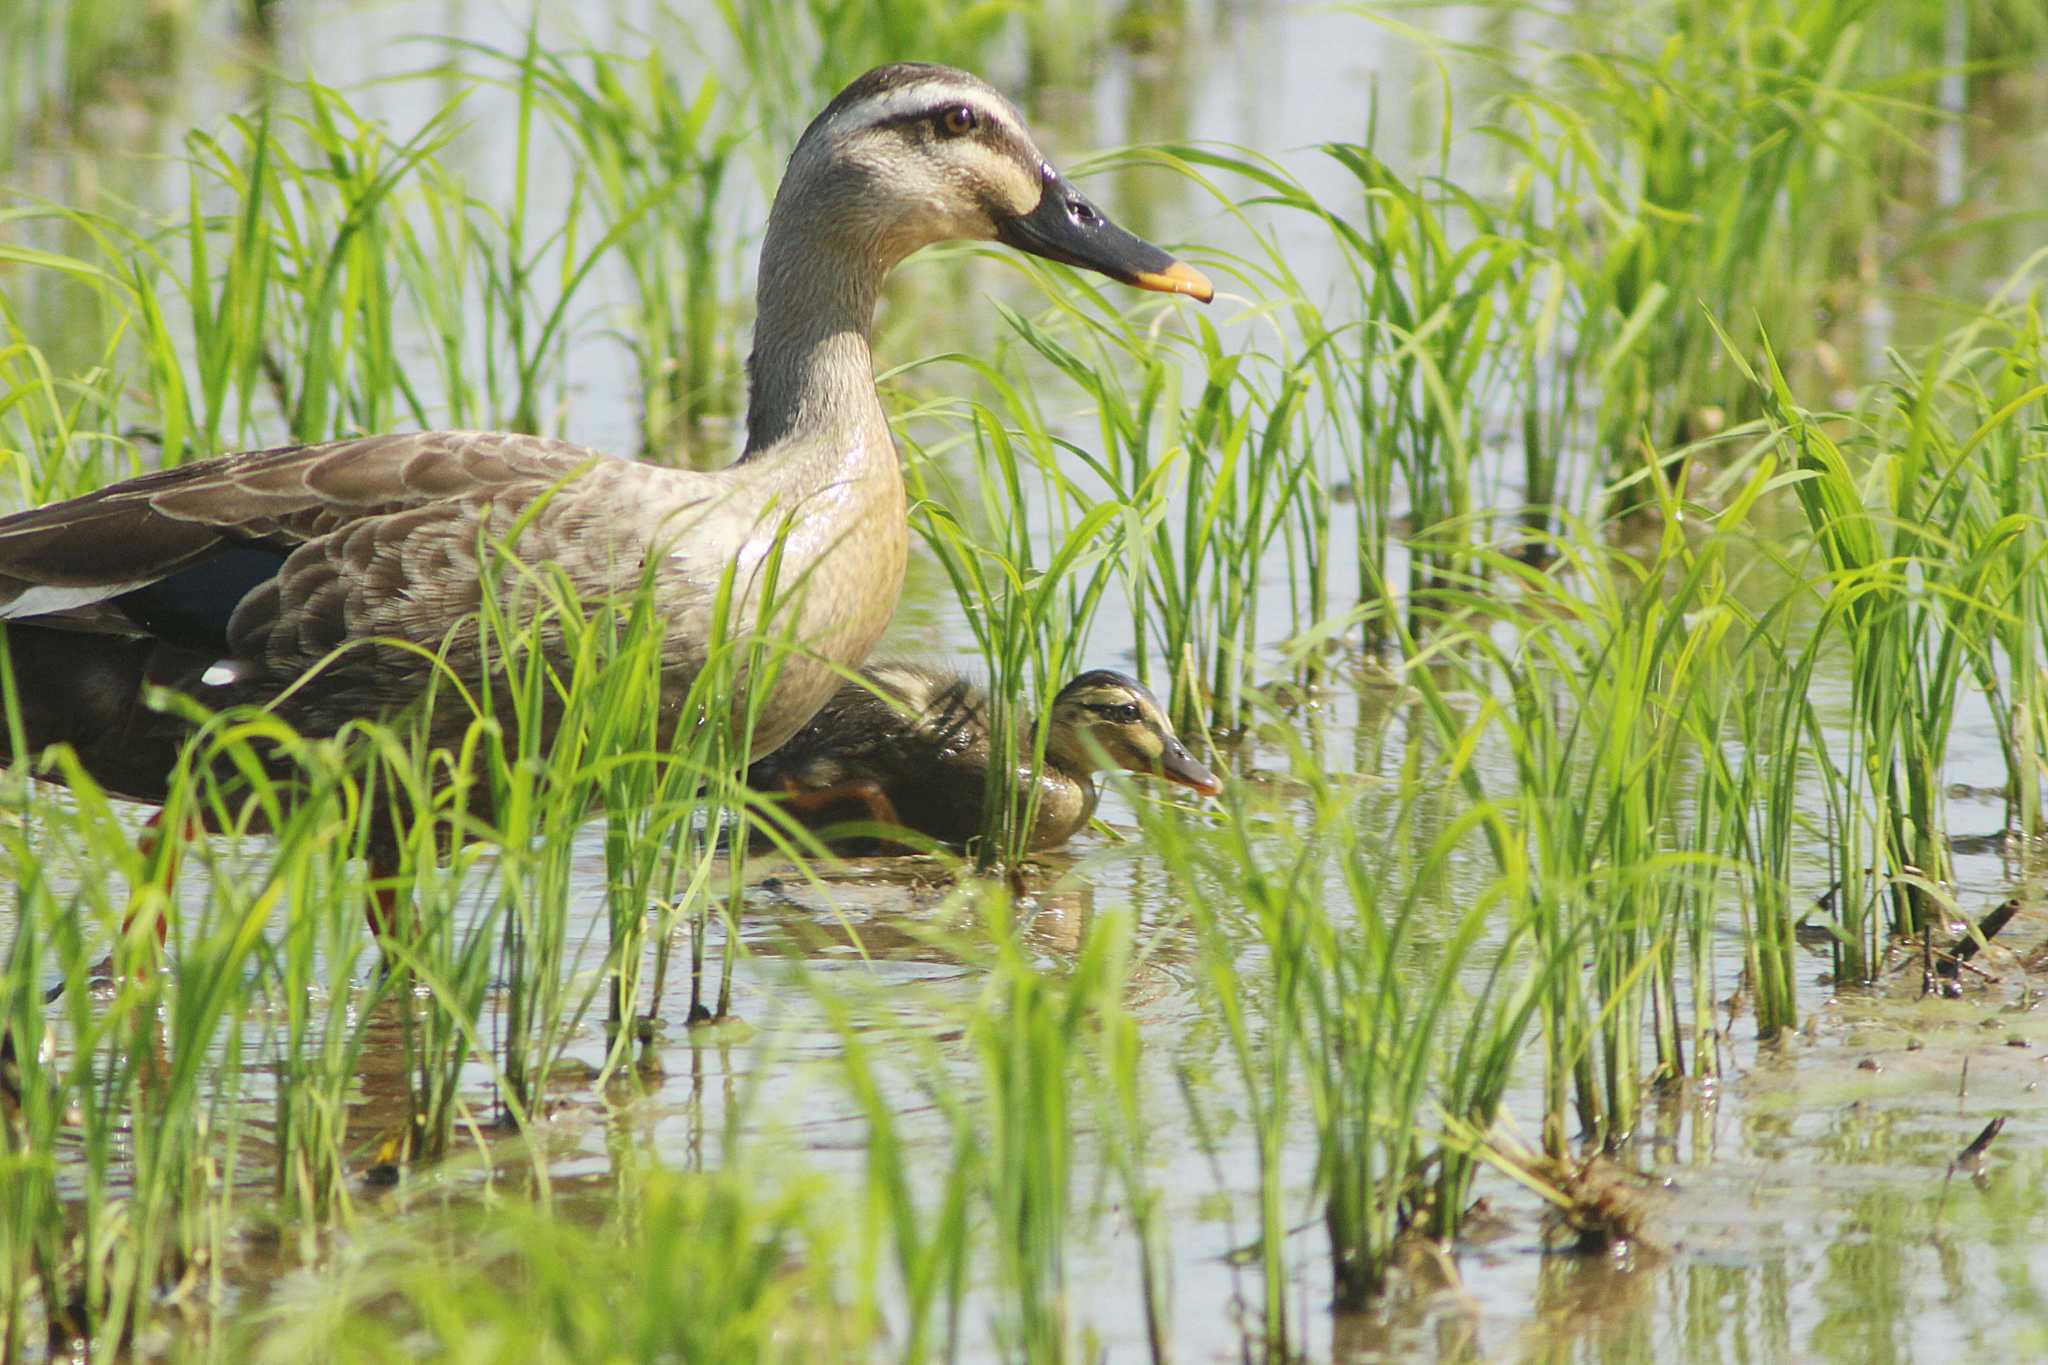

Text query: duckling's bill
(1158, 738), (1224, 797)
(995, 163), (1213, 303)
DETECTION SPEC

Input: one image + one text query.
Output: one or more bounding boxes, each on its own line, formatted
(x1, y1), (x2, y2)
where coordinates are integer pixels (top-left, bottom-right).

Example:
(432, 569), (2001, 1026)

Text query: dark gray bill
(1156, 736), (1223, 796)
(995, 163), (1213, 301)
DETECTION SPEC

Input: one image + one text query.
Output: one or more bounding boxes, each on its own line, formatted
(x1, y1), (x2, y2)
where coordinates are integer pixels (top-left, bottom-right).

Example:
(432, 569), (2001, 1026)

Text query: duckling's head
(1043, 670), (1223, 796)
(772, 63), (1211, 300)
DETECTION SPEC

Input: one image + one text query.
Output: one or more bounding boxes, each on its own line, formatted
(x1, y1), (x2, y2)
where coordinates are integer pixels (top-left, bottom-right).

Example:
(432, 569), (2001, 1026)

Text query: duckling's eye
(1107, 703), (1142, 724)
(937, 105), (979, 137)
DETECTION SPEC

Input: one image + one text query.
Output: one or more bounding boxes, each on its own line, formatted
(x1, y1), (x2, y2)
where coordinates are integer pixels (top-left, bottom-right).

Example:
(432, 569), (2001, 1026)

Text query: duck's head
(774, 62), (1212, 301)
(1044, 670), (1223, 796)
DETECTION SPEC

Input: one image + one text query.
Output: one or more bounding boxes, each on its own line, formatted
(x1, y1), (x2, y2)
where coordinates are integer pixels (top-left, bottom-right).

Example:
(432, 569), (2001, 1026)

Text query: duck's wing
(0, 431), (703, 795)
(0, 430), (613, 649)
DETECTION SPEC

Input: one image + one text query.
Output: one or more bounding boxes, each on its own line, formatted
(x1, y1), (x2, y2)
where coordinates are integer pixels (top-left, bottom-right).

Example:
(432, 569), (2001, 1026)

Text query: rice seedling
(235, 1161), (862, 1363)
(1478, 0), (1923, 471)
(1375, 434), (1825, 1142)
(1319, 142), (1536, 630)
(0, 508), (815, 1346)
(965, 201), (1333, 733)
(1081, 910), (1174, 1365)
(972, 904), (1086, 1361)
(824, 982), (977, 1362)
(811, 886), (1169, 1363)
(0, 735), (346, 1350)
(446, 32), (748, 455)
(1132, 758), (1331, 1357)
(1745, 309), (2038, 952)
(904, 392), (1127, 866)
(1055, 305), (1316, 732)
(1129, 680), (1559, 1319)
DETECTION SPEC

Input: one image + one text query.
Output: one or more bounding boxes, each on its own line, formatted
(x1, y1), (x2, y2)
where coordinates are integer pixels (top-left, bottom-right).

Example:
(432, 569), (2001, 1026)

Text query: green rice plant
(0, 474), (822, 1340)
(418, 509), (803, 1114)
(0, 57), (825, 1341)
(1852, 285), (2048, 847)
(2, 66), (659, 467)
(905, 391), (1126, 867)
(0, 663), (506, 1347)
(189, 88), (471, 446)
(1135, 692), (1550, 1313)
(1396, 446), (1807, 1142)
(3, 88), (465, 461)
(972, 902), (1082, 1361)
(1323, 144), (1537, 631)
(1723, 616), (1821, 1035)
(176, 719), (385, 1227)
(0, 524), (819, 1347)
(991, 278), (1321, 730)
(0, 750), (285, 1352)
(463, 557), (630, 1115)
(824, 985), (977, 1363)
(1747, 314), (2035, 948)
(1093, 146), (1352, 655)
(1485, 0), (1921, 472)
(0, 330), (137, 507)
(1165, 131), (1541, 646)
(1139, 779), (1312, 1357)
(963, 141), (1354, 723)
(0, 781), (177, 1356)
(814, 886), (1161, 1362)
(234, 1162), (861, 1363)
(1966, 297), (2048, 838)
(446, 33), (748, 455)
(1081, 911), (1173, 1365)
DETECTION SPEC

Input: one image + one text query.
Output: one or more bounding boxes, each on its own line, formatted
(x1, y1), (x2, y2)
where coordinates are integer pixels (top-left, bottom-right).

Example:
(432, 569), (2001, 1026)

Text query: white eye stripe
(850, 83), (1014, 137)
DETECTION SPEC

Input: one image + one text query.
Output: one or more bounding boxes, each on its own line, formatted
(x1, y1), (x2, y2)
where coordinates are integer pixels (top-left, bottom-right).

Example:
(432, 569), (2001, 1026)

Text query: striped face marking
(1044, 669), (1222, 795)
(809, 66), (1048, 231)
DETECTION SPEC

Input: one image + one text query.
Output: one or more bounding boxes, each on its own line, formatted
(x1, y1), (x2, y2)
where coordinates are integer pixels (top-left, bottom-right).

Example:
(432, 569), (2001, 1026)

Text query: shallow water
(8, 1), (2048, 1360)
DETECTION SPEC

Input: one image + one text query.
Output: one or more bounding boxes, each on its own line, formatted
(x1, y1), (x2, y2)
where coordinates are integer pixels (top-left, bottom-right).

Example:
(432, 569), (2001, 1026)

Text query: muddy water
(10, 1), (2048, 1361)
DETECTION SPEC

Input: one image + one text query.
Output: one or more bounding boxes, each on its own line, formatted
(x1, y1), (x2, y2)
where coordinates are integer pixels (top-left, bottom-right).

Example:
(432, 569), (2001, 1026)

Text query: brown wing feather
(0, 430), (608, 613)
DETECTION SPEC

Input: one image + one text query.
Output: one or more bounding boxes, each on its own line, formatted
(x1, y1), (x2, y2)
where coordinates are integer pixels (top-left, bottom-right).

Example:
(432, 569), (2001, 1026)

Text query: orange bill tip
(1132, 260), (1214, 303)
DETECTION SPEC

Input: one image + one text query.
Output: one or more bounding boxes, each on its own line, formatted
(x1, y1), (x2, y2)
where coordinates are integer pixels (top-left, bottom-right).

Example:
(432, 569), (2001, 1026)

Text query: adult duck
(748, 663), (1222, 852)
(0, 65), (1210, 869)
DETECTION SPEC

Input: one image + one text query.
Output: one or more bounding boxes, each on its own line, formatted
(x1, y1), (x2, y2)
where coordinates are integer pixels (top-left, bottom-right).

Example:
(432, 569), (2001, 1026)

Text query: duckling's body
(0, 64), (1211, 832)
(748, 664), (1221, 852)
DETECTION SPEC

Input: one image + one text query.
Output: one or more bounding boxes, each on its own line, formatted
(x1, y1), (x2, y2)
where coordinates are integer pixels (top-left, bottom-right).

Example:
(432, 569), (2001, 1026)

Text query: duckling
(747, 663), (1221, 852)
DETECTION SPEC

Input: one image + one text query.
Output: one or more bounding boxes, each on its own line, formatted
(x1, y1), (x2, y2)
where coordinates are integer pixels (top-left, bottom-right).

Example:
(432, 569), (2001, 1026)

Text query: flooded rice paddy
(6, 0), (2048, 1360)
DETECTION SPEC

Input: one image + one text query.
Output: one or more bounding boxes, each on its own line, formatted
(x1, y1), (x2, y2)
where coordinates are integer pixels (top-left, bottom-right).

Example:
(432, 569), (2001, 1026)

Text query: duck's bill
(1156, 738), (1224, 797)
(996, 164), (1213, 303)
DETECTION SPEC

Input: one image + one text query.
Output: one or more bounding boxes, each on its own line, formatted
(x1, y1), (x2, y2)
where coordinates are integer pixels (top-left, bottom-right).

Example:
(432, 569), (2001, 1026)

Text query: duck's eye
(938, 105), (979, 137)
(1110, 703), (1142, 724)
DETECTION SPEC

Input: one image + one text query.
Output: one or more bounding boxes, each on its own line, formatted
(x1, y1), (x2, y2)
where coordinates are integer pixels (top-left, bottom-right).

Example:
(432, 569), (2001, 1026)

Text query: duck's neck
(741, 188), (895, 459)
(1036, 721), (1098, 789)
